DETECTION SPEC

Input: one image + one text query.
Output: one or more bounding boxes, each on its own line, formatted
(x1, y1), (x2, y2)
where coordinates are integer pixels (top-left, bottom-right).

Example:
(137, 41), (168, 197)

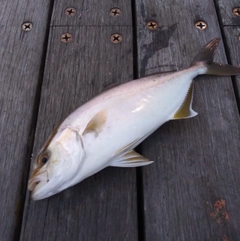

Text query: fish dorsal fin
(82, 109), (107, 136)
(110, 150), (153, 167)
(172, 82), (198, 119)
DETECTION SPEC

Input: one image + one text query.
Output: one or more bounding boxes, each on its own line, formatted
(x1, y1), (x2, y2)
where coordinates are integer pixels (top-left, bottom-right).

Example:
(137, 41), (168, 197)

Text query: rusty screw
(65, 7), (76, 16)
(61, 33), (72, 43)
(22, 22), (33, 32)
(195, 21), (207, 30)
(110, 8), (121, 17)
(146, 21), (158, 30)
(233, 7), (240, 16)
(110, 34), (122, 43)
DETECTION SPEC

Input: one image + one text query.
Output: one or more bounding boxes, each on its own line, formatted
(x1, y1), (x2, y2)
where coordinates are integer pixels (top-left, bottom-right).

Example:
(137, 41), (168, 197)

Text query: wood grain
(135, 0), (240, 240)
(222, 27), (240, 105)
(216, 0), (240, 26)
(0, 1), (52, 240)
(20, 25), (138, 241)
(51, 0), (132, 26)
(136, 0), (226, 76)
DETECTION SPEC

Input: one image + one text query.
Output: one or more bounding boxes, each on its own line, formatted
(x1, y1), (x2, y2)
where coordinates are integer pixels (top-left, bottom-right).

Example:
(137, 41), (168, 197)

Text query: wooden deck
(1, 0), (240, 240)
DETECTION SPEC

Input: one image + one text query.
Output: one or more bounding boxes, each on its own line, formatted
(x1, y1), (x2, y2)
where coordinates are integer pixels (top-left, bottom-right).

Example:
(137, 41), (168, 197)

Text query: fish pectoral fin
(82, 109), (107, 136)
(172, 82), (198, 120)
(110, 150), (153, 167)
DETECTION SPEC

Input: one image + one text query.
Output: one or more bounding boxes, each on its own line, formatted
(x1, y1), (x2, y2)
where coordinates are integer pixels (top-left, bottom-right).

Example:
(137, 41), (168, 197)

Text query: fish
(28, 38), (240, 200)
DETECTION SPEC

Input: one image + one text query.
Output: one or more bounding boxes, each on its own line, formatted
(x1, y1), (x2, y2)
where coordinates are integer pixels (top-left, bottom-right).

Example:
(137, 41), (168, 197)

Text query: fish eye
(37, 151), (50, 166)
(41, 157), (48, 164)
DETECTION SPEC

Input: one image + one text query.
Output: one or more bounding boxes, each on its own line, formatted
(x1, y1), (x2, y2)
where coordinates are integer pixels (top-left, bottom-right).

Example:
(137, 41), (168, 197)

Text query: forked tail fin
(192, 38), (240, 75)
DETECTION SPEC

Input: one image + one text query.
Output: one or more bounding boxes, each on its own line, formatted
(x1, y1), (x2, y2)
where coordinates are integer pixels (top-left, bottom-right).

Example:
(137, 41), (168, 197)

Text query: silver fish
(28, 38), (240, 200)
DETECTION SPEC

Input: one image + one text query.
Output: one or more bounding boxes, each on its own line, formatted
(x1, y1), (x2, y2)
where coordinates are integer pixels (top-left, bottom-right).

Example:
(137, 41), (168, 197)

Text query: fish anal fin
(82, 110), (107, 136)
(110, 150), (153, 167)
(172, 82), (198, 120)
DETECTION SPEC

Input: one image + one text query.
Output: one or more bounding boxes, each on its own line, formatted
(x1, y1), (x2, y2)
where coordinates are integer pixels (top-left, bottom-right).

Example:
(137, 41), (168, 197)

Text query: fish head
(28, 127), (84, 200)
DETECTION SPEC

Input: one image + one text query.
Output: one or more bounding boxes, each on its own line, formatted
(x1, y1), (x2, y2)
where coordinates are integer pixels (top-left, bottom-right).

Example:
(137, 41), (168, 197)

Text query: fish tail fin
(192, 38), (240, 76)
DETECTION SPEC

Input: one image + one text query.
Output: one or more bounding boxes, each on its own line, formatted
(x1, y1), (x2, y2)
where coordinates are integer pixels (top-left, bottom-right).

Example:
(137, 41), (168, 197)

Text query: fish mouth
(28, 170), (48, 192)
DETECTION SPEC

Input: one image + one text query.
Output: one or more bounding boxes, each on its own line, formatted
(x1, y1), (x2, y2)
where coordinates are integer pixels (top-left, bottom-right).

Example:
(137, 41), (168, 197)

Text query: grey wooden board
(20, 26), (138, 241)
(135, 0), (240, 240)
(216, 0), (240, 26)
(0, 1), (51, 241)
(51, 0), (132, 26)
(222, 26), (240, 101)
(135, 0), (225, 77)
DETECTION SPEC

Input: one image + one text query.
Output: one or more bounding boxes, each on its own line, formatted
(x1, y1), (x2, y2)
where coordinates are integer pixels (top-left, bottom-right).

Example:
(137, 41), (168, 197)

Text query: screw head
(110, 34), (122, 43)
(65, 7), (76, 16)
(61, 33), (72, 43)
(233, 7), (240, 16)
(110, 8), (121, 17)
(22, 22), (33, 31)
(195, 21), (207, 30)
(146, 21), (158, 30)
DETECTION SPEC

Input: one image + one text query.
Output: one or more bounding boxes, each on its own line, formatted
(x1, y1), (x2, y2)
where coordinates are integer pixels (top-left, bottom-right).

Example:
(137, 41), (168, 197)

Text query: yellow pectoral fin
(82, 109), (107, 136)
(172, 82), (198, 120)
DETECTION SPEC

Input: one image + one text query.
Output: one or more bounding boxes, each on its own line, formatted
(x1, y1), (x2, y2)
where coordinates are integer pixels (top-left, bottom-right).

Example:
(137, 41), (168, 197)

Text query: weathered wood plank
(20, 25), (137, 241)
(0, 1), (52, 241)
(216, 0), (240, 26)
(135, 0), (240, 240)
(217, 0), (240, 104)
(222, 27), (240, 105)
(51, 0), (132, 26)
